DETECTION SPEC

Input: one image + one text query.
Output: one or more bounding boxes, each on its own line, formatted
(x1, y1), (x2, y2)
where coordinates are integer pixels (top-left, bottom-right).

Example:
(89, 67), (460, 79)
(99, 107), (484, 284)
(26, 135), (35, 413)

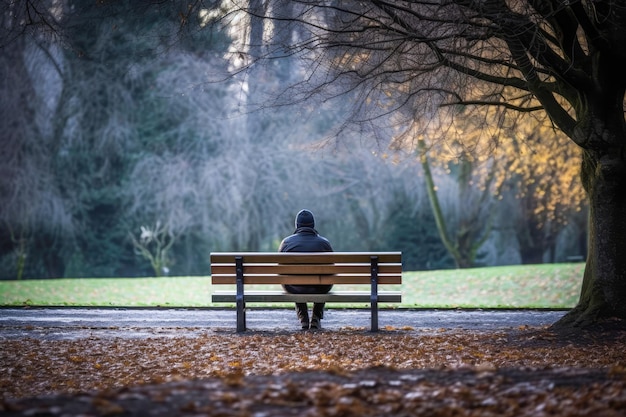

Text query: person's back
(279, 209), (333, 330)
(279, 227), (332, 252)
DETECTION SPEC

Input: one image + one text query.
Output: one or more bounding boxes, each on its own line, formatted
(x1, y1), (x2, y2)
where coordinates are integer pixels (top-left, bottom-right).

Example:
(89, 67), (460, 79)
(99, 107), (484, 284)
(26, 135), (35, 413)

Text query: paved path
(0, 308), (566, 340)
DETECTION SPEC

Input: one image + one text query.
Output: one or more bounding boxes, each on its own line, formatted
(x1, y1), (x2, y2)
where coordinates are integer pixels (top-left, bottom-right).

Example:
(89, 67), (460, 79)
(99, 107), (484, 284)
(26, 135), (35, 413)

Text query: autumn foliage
(2, 326), (626, 415)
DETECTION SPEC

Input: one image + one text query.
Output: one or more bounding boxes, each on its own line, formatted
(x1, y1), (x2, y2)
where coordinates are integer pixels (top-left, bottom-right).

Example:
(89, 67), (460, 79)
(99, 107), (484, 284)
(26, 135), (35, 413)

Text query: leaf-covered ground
(2, 324), (626, 416)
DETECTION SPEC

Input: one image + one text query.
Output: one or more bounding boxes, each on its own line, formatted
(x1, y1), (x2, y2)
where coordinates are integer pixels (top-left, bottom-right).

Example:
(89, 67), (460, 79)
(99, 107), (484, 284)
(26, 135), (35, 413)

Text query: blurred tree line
(0, 1), (586, 279)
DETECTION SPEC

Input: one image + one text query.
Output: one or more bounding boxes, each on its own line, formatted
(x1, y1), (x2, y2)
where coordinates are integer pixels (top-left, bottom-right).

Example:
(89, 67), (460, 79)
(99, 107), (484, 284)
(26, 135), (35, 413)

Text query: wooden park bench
(210, 252), (402, 332)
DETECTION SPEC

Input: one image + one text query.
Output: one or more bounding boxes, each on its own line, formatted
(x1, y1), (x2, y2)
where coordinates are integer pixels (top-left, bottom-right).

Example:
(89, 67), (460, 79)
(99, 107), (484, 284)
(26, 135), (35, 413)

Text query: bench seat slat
(211, 274), (402, 285)
(210, 252), (401, 264)
(212, 290), (402, 303)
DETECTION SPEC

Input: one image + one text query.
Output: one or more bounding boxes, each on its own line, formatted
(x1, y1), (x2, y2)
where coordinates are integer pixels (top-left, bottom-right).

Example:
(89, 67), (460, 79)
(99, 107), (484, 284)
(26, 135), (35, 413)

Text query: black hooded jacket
(278, 227), (333, 252)
(279, 227), (333, 294)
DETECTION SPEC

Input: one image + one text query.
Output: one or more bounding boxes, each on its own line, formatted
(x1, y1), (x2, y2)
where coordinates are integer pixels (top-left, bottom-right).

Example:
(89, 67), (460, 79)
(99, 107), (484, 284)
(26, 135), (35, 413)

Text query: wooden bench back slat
(210, 252), (401, 264)
(210, 263), (402, 275)
(211, 274), (402, 285)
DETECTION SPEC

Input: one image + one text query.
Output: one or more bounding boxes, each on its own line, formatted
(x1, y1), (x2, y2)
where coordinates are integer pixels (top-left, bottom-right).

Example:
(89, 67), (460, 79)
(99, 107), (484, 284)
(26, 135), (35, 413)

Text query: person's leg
(310, 302), (325, 329)
(312, 303), (325, 319)
(284, 285), (310, 330)
(295, 303), (309, 330)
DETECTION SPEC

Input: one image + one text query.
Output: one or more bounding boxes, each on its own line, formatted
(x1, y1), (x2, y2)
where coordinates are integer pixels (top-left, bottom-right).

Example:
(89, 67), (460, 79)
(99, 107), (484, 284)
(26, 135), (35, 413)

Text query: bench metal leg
(370, 256), (379, 332)
(236, 301), (246, 332)
(236, 256), (246, 332)
(371, 303), (378, 332)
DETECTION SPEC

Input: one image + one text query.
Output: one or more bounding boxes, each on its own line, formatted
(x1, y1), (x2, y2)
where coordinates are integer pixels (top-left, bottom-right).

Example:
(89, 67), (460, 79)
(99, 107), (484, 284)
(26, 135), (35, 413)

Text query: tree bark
(554, 148), (626, 328)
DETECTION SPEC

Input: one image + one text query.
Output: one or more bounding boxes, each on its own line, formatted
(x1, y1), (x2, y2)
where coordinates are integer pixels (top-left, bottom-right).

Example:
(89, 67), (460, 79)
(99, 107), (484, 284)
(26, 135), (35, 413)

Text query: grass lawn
(0, 263), (584, 309)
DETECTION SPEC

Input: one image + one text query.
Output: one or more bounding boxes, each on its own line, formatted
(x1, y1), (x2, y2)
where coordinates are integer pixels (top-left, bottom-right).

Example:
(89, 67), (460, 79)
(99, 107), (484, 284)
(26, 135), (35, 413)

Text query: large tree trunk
(554, 148), (626, 328)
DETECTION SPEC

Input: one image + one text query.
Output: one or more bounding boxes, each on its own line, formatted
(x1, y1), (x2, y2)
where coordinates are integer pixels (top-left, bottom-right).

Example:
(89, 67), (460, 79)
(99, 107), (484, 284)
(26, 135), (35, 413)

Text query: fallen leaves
(1, 327), (626, 416)
(2, 367), (626, 416)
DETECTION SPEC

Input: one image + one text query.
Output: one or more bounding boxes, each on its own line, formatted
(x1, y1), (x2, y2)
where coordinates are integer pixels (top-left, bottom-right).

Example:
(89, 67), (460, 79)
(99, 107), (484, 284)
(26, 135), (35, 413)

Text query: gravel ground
(0, 307), (567, 340)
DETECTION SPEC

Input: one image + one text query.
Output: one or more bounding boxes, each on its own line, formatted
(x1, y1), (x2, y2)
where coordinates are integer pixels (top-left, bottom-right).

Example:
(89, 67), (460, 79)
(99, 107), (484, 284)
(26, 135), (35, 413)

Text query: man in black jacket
(279, 209), (333, 330)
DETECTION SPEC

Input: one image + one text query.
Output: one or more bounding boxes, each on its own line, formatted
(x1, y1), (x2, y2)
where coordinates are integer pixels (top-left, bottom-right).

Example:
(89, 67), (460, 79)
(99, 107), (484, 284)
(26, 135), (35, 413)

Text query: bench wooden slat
(211, 274), (402, 285)
(212, 290), (402, 303)
(210, 263), (402, 275)
(210, 252), (401, 264)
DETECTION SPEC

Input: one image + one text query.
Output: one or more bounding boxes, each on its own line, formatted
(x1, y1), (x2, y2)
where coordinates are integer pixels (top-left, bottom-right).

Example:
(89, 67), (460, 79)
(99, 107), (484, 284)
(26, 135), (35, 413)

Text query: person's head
(295, 209), (315, 229)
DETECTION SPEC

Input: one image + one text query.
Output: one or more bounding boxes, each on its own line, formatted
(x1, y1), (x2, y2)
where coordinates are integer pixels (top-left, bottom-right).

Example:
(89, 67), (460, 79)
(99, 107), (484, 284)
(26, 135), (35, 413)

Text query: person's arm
(278, 237), (290, 252)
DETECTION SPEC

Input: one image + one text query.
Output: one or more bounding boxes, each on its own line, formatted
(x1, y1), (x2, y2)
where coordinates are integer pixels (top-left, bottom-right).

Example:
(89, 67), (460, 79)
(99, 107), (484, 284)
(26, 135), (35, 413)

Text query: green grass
(0, 263), (584, 308)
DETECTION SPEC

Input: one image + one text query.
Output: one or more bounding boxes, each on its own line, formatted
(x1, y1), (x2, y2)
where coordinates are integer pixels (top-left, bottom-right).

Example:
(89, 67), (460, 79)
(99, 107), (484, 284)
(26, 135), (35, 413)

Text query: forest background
(1, 1), (587, 280)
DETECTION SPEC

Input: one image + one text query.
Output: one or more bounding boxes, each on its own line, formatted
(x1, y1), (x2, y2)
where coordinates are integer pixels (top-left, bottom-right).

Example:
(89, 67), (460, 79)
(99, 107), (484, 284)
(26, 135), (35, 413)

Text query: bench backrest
(210, 252), (402, 285)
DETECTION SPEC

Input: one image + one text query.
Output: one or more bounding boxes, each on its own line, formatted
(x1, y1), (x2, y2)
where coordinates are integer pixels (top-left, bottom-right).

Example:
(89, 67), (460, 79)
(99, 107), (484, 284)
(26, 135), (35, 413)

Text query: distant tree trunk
(34, 235), (66, 279)
(519, 246), (544, 265)
(246, 0), (265, 131)
(418, 139), (491, 269)
(418, 140), (487, 268)
(418, 141), (465, 268)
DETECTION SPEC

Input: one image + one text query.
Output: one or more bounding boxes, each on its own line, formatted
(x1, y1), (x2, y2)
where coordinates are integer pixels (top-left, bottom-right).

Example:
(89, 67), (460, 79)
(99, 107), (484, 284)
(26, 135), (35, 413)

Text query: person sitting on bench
(279, 209), (333, 330)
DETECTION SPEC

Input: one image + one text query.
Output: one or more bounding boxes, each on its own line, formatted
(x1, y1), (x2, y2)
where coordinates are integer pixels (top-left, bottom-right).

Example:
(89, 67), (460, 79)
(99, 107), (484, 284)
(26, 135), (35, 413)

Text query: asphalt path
(0, 308), (567, 340)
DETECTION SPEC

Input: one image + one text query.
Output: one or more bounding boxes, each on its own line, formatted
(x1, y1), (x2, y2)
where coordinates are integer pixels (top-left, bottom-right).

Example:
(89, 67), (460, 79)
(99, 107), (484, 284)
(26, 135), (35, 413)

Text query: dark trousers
(283, 285), (332, 319)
